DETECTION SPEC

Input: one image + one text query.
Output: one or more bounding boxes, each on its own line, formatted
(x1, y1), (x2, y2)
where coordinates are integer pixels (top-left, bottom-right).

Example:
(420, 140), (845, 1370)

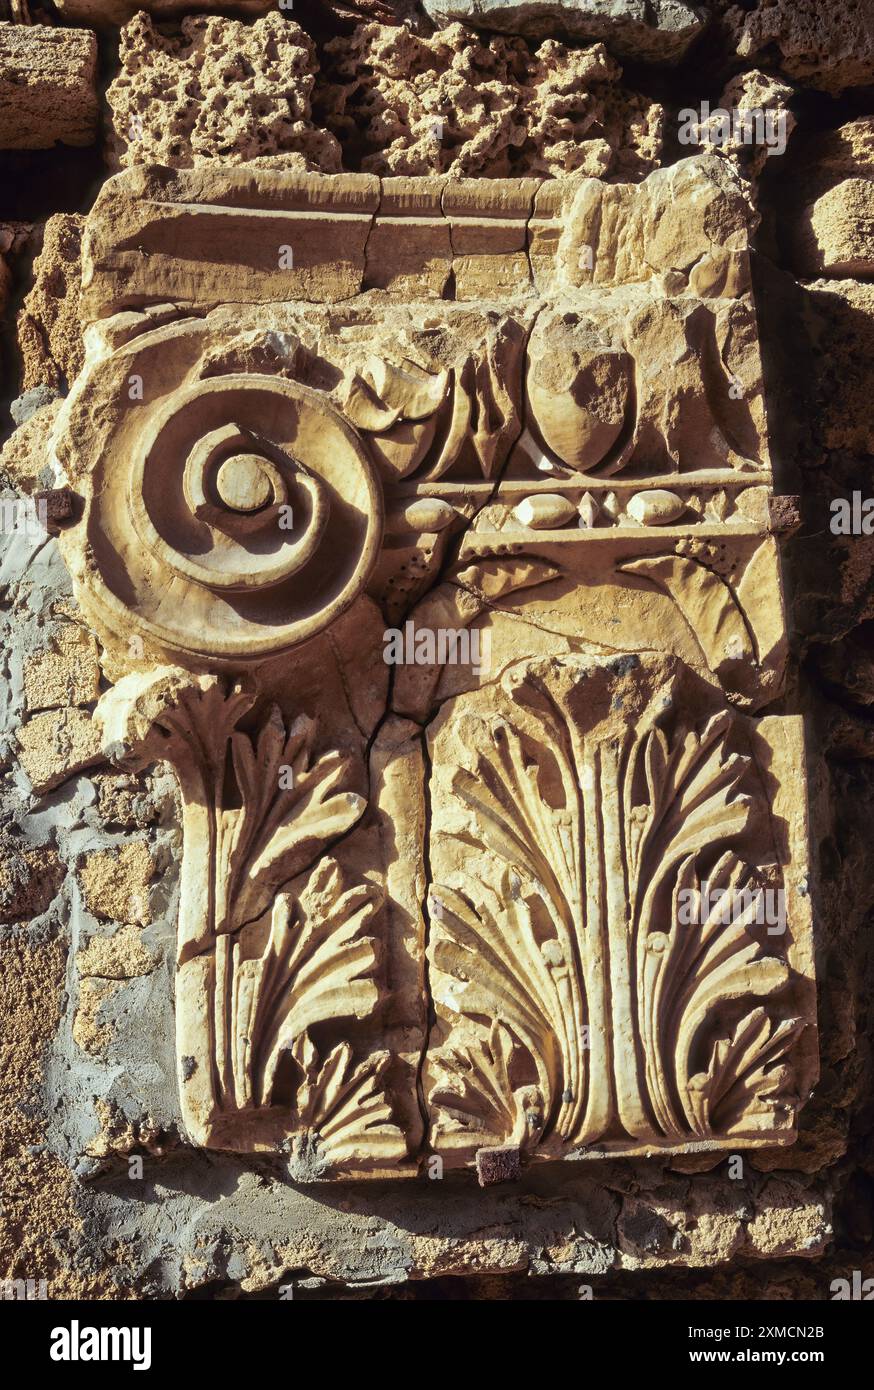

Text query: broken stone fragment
(31, 485), (77, 535)
(28, 122), (815, 1198)
(78, 841), (155, 926)
(16, 707), (102, 794)
(475, 1144), (522, 1186)
(0, 25), (98, 149)
(420, 0), (705, 62)
(0, 830), (64, 923)
(689, 70), (796, 181)
(768, 495), (802, 537)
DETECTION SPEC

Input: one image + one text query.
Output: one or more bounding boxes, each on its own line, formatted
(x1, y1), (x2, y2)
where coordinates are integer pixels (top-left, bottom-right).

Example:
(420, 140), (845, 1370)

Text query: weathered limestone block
(75, 924), (158, 978)
(800, 181), (874, 278)
(804, 279), (874, 456)
(17, 214), (85, 393)
(789, 120), (874, 277)
(56, 0), (274, 21)
(320, 22), (664, 178)
(37, 149), (817, 1182)
(107, 12), (341, 173)
(72, 977), (117, 1055)
(728, 0), (874, 94)
(15, 707), (102, 794)
(0, 937), (84, 1295)
(78, 841), (155, 925)
(421, 0), (706, 62)
(23, 616), (100, 711)
(107, 16), (663, 181)
(0, 25), (98, 149)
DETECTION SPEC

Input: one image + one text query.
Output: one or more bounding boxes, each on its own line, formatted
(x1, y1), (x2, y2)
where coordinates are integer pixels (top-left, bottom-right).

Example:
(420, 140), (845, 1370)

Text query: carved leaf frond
(96, 666), (255, 779)
(641, 849), (794, 1138)
(449, 706), (582, 945)
(209, 859), (381, 1115)
(427, 1020), (539, 1148)
(688, 1010), (804, 1136)
(627, 709), (753, 940)
(618, 555), (757, 696)
(249, 861), (382, 1107)
(429, 875), (571, 1134)
(428, 656), (800, 1152)
(292, 1039), (403, 1167)
(98, 669), (367, 952)
(224, 709), (365, 933)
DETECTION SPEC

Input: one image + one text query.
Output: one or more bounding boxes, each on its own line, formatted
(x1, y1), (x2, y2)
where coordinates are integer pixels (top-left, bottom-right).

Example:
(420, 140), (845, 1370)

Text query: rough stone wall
(0, 0), (872, 1302)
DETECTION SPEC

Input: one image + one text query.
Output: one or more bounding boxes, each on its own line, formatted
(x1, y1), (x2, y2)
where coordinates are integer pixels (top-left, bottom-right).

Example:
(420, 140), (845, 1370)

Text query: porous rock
(0, 25), (98, 149)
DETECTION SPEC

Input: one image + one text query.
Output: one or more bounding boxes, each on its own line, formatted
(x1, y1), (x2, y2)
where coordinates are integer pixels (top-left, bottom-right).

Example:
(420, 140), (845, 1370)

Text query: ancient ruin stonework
(0, 0), (872, 1310)
(44, 152), (815, 1173)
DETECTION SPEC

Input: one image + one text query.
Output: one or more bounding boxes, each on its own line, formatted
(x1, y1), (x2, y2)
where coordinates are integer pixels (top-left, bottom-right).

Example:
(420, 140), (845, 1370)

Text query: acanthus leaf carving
(290, 1037), (402, 1175)
(94, 667), (404, 1168)
(425, 654), (807, 1161)
(196, 858), (403, 1167)
(97, 668), (366, 962)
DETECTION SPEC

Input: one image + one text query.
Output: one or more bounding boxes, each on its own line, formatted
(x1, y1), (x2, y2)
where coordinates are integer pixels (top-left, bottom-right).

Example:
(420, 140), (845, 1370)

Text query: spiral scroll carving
(68, 374), (382, 664)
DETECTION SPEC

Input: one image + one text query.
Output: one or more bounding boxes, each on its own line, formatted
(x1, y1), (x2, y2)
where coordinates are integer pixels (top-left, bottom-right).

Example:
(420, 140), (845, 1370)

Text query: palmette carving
(210, 868), (380, 1113)
(425, 654), (809, 1161)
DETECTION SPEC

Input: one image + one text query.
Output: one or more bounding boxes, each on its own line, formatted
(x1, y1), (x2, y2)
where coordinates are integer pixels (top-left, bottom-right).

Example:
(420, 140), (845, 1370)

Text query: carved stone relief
(425, 653), (814, 1162)
(47, 152), (817, 1178)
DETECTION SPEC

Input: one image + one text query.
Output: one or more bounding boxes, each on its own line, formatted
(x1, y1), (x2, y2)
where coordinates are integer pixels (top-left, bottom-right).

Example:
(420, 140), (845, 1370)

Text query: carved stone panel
(48, 153), (817, 1178)
(426, 654), (814, 1162)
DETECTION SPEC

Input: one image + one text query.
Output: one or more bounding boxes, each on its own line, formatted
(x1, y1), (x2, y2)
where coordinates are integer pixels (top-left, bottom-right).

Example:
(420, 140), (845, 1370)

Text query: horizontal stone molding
(82, 155), (756, 319)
